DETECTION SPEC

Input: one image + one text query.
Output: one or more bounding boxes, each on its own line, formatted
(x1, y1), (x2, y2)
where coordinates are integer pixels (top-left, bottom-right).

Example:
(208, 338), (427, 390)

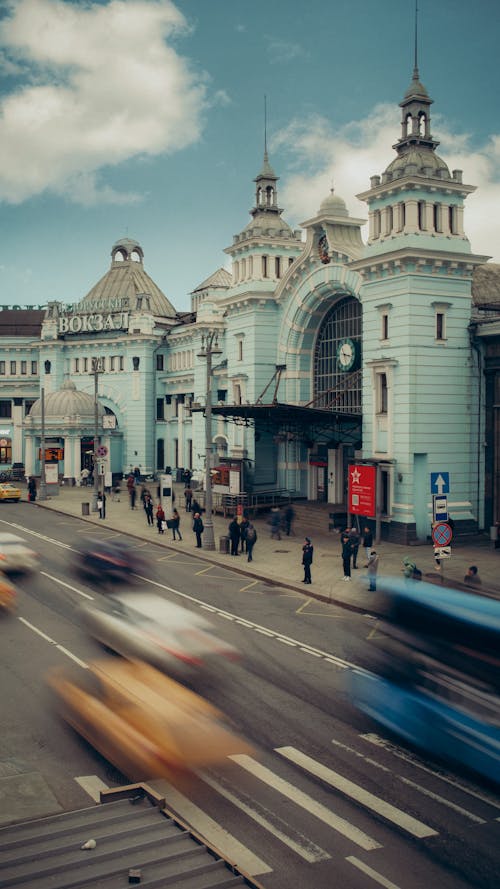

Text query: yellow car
(0, 572), (16, 612)
(47, 658), (253, 780)
(0, 483), (21, 502)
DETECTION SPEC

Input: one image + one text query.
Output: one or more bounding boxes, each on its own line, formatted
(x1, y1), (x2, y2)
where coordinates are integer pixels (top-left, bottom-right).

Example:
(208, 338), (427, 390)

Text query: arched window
(314, 295), (362, 414)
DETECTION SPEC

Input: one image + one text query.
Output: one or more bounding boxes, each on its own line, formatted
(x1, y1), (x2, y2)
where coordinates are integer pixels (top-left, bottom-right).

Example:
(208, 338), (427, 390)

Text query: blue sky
(0, 0), (499, 313)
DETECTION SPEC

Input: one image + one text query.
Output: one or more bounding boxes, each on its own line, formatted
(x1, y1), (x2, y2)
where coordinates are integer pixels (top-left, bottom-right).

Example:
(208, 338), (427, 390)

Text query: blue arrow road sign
(430, 472), (449, 495)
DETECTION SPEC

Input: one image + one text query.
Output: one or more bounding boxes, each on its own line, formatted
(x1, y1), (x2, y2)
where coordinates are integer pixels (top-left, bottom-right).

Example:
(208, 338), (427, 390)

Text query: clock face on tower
(336, 338), (357, 372)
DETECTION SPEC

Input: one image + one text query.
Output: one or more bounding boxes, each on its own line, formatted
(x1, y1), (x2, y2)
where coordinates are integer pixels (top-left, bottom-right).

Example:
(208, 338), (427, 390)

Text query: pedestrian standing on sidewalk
(342, 534), (352, 581)
(302, 537), (314, 584)
(97, 491), (106, 519)
(144, 493), (154, 526)
(27, 476), (37, 502)
(367, 550), (379, 591)
(171, 507), (182, 540)
(184, 485), (193, 512)
(156, 503), (165, 534)
(284, 504), (295, 536)
(362, 526), (373, 566)
(239, 516), (249, 553)
(246, 523), (257, 562)
(192, 512), (204, 548)
(228, 517), (240, 556)
(348, 525), (360, 569)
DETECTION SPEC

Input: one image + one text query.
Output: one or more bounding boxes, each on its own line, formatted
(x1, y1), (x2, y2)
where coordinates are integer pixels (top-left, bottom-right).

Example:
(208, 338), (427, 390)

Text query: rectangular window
(74, 358), (79, 373)
(436, 312), (445, 340)
(10, 361), (16, 375)
(0, 401), (12, 418)
(0, 362), (5, 375)
(21, 361), (27, 375)
(119, 356), (124, 371)
(238, 339), (243, 361)
(275, 256), (281, 278)
(262, 255), (268, 278)
(83, 357), (88, 372)
(156, 354), (164, 371)
(156, 397), (165, 420)
(174, 438), (179, 466)
(288, 257), (294, 268)
(377, 373), (388, 414)
(381, 313), (389, 340)
(110, 356), (115, 371)
(25, 400), (35, 416)
(31, 360), (38, 375)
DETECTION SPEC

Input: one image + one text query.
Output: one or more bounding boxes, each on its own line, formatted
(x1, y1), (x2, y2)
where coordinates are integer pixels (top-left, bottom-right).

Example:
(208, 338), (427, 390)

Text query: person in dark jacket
(284, 505), (295, 536)
(348, 525), (360, 569)
(228, 518), (240, 556)
(156, 503), (165, 534)
(362, 526), (373, 566)
(192, 513), (204, 548)
(341, 534), (352, 581)
(239, 517), (249, 553)
(27, 476), (37, 502)
(143, 493), (154, 526)
(302, 537), (314, 584)
(171, 507), (182, 540)
(245, 523), (257, 562)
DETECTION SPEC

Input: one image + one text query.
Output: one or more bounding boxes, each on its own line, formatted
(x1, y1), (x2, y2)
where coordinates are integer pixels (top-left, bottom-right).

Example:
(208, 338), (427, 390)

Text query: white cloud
(274, 105), (500, 263)
(0, 0), (208, 204)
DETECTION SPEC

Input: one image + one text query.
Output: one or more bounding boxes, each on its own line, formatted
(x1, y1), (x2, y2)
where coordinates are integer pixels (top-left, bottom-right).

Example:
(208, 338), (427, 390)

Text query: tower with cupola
(351, 58), (489, 543)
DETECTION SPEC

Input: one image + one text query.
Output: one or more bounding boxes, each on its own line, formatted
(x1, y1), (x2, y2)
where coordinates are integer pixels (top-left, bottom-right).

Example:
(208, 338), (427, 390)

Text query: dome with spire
(76, 239), (177, 317)
(28, 380), (105, 422)
(319, 188), (349, 218)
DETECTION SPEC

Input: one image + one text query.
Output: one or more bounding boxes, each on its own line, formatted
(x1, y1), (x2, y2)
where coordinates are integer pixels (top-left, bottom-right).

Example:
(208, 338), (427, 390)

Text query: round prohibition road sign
(432, 522), (452, 546)
(96, 445), (108, 458)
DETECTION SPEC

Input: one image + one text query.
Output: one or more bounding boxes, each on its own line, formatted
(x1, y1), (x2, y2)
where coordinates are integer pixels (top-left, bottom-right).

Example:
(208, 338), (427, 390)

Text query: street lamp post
(90, 358), (103, 512)
(38, 387), (47, 502)
(197, 331), (222, 550)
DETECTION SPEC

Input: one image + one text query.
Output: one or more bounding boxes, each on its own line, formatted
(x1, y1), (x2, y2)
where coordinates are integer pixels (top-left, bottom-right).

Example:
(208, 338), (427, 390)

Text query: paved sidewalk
(23, 482), (499, 611)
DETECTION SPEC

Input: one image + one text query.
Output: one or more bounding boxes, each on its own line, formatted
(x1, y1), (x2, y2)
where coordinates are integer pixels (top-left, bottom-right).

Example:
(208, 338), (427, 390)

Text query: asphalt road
(1, 503), (499, 889)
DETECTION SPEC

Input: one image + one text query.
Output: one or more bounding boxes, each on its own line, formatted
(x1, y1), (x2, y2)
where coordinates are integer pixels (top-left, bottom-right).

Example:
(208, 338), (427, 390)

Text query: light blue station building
(1, 61), (499, 544)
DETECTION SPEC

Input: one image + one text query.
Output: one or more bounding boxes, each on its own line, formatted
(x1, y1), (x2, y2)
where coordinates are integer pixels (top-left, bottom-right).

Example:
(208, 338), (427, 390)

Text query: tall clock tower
(351, 64), (489, 543)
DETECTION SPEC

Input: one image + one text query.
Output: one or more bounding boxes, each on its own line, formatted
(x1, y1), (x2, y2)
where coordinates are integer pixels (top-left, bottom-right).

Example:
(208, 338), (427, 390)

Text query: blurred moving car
(47, 658), (252, 779)
(0, 532), (38, 573)
(74, 537), (142, 585)
(0, 483), (21, 502)
(347, 579), (500, 785)
(0, 572), (17, 612)
(79, 591), (240, 680)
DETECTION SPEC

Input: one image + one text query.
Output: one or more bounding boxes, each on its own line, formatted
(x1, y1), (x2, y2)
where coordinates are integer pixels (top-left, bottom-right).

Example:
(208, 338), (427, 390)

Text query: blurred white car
(79, 591), (240, 679)
(0, 532), (38, 573)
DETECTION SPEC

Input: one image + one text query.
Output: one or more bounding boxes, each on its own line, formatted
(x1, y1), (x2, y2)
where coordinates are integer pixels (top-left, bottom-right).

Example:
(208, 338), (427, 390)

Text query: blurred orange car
(0, 572), (17, 612)
(47, 658), (252, 780)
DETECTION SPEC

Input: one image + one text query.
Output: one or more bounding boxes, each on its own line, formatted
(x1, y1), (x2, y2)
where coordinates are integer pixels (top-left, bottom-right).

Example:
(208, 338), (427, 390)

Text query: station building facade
(1, 64), (499, 543)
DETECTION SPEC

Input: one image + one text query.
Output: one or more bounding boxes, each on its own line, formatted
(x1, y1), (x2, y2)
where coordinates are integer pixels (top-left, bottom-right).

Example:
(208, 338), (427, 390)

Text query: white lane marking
(276, 746), (438, 839)
(18, 617), (88, 668)
(362, 733), (500, 811)
(346, 856), (403, 889)
(154, 779), (271, 876)
(75, 776), (109, 802)
(230, 754), (381, 851)
(41, 571), (94, 600)
(0, 520), (74, 549)
(330, 737), (486, 824)
(200, 772), (330, 864)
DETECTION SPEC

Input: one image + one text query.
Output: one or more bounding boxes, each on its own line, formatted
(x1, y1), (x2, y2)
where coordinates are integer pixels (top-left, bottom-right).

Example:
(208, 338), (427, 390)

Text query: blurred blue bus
(347, 579), (500, 784)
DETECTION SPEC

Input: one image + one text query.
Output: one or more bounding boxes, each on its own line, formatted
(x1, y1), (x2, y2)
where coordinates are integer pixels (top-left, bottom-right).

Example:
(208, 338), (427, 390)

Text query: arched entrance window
(314, 295), (362, 413)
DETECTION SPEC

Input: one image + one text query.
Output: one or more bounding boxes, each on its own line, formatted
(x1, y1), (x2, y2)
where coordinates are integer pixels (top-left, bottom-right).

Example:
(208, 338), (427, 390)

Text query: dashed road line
(41, 571), (94, 600)
(346, 856), (403, 889)
(18, 617), (88, 668)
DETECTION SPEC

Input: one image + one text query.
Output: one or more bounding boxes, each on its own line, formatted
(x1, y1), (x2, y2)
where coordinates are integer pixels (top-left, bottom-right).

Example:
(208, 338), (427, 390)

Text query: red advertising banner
(348, 464), (376, 517)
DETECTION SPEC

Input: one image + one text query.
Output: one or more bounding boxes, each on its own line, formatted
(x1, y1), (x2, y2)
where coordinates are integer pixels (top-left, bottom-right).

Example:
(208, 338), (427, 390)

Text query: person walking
(283, 504), (295, 536)
(184, 485), (193, 512)
(228, 517), (241, 556)
(144, 493), (154, 526)
(239, 516), (249, 553)
(171, 507), (182, 540)
(27, 476), (37, 502)
(126, 474), (136, 509)
(269, 507), (282, 540)
(191, 498), (202, 517)
(362, 526), (373, 566)
(156, 503), (165, 534)
(348, 525), (360, 569)
(302, 537), (314, 584)
(246, 523), (257, 562)
(367, 550), (379, 591)
(192, 512), (204, 548)
(341, 534), (352, 581)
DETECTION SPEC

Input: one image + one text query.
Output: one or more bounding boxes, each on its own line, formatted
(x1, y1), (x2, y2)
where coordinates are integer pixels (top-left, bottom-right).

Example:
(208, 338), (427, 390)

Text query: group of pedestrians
(339, 525), (378, 589)
(268, 505), (295, 540)
(227, 516), (257, 562)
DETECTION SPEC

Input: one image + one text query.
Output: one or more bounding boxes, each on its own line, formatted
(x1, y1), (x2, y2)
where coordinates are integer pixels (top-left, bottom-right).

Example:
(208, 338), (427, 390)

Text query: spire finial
(413, 0), (419, 77)
(264, 94), (268, 160)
